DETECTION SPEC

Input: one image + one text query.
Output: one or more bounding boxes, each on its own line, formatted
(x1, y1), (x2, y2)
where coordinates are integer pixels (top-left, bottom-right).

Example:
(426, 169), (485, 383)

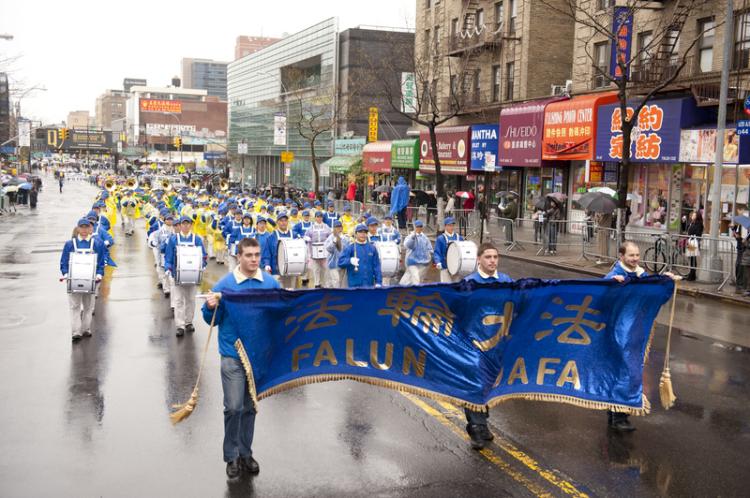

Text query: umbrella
(18, 182), (33, 190)
(732, 215), (750, 230)
(578, 192), (617, 214)
(626, 192), (642, 202)
(373, 185), (392, 193)
(497, 190), (519, 198)
(546, 192), (567, 204)
(589, 186), (617, 197)
(534, 197), (547, 210)
(2, 185), (19, 194)
(6, 177), (25, 186)
(455, 191), (475, 199)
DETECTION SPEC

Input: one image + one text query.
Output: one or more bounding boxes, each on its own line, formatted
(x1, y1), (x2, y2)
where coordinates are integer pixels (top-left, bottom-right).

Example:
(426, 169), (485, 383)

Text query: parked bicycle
(642, 233), (689, 277)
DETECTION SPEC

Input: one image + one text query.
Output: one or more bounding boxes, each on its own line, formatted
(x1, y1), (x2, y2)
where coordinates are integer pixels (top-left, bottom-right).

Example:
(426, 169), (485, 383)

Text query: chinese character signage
(401, 73), (417, 114)
(499, 99), (561, 167)
(221, 277), (675, 413)
(470, 124), (500, 172)
(368, 107), (379, 142)
(363, 141), (392, 173)
(610, 6), (633, 80)
(390, 139), (419, 170)
(139, 99), (182, 114)
(334, 137), (366, 156)
(595, 97), (710, 163)
(543, 93), (618, 161)
(419, 126), (470, 175)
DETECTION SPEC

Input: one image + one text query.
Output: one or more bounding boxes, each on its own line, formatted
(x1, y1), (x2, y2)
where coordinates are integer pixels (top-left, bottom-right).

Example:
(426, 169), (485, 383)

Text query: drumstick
(196, 292), (221, 300)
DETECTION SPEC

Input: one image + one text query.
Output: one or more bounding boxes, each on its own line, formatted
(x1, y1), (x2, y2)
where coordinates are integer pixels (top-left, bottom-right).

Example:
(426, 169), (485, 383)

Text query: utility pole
(707, 0), (733, 282)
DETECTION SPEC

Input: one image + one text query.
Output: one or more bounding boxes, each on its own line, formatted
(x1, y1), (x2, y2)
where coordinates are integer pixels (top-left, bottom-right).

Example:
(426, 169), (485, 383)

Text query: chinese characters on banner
(609, 7), (633, 79)
(608, 104), (664, 161)
(139, 99), (182, 114)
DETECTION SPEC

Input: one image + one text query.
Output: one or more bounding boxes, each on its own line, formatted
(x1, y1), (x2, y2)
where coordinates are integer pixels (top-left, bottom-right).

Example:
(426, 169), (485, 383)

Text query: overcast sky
(0, 0), (416, 124)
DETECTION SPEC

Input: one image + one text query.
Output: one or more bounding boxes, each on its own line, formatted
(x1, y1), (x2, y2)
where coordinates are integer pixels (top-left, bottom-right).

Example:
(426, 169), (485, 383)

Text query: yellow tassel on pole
(170, 299), (219, 425)
(659, 282), (678, 410)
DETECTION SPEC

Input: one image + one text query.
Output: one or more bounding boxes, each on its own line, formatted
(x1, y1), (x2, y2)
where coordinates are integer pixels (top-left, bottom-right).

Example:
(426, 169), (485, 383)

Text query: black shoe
(157, 282), (163, 289)
(315, 285), (321, 289)
(226, 458), (241, 479)
(241, 455), (260, 474)
(608, 411), (635, 432)
(185, 323), (195, 333)
(466, 424), (487, 450)
(72, 334), (82, 343)
(164, 291), (170, 298)
(176, 327), (185, 337)
(82, 330), (92, 337)
(477, 423), (494, 441)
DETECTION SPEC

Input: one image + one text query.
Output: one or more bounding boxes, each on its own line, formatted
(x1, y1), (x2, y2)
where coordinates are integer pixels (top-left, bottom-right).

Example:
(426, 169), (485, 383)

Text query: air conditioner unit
(551, 84), (566, 96)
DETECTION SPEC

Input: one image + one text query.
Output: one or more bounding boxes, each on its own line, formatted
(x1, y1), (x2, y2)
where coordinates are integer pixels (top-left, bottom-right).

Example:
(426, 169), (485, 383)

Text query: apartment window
(505, 62), (515, 100)
(495, 2), (504, 31)
(434, 26), (441, 53)
(734, 12), (750, 70)
(638, 31), (654, 65)
(596, 0), (615, 10)
(698, 18), (715, 72)
(665, 27), (681, 65)
(451, 18), (459, 39)
(492, 65), (501, 101)
(424, 29), (431, 58)
(593, 41), (610, 88)
(426, 0), (431, 8)
(476, 9), (485, 30)
(474, 69), (481, 103)
(509, 0), (517, 34)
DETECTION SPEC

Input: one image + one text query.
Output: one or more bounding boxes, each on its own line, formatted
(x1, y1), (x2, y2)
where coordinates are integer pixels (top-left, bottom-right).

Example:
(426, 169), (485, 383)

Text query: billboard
(470, 124), (500, 172)
(140, 99), (182, 113)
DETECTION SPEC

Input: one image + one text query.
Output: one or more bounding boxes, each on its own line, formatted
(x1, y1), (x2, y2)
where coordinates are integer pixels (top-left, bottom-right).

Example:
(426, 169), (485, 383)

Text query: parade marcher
(389, 176), (410, 230)
(340, 205), (356, 235)
(399, 220), (432, 286)
(338, 223), (382, 288)
(253, 217), (273, 262)
(165, 216), (207, 337)
(305, 211), (331, 288)
(324, 220), (351, 288)
(605, 240), (680, 431)
(226, 212), (254, 272)
(366, 217), (383, 243)
(461, 243), (513, 448)
(378, 214), (401, 244)
(433, 217), (463, 283)
(293, 209), (313, 239)
(323, 201), (339, 228)
(203, 237), (280, 479)
(121, 193), (138, 236)
(156, 213), (176, 297)
(60, 218), (106, 342)
(263, 212), (300, 289)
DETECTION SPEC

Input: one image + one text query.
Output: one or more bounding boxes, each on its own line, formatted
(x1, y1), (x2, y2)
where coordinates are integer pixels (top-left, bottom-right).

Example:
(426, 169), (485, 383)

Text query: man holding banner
(203, 237), (280, 479)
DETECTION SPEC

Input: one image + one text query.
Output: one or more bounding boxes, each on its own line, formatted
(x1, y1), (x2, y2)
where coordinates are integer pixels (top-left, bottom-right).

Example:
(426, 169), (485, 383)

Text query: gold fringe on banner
(234, 339), (259, 412)
(487, 392), (651, 416)
(659, 283), (679, 410)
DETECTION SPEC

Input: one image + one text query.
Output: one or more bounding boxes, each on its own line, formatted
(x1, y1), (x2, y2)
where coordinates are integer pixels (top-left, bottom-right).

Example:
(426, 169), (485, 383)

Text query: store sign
(609, 6), (633, 79)
(391, 139), (419, 170)
(470, 124), (500, 172)
(18, 121), (31, 147)
(204, 151), (226, 160)
(238, 142), (248, 155)
(145, 123), (196, 136)
(368, 107), (379, 142)
(419, 126), (470, 175)
(334, 137), (366, 156)
(679, 128), (746, 164)
(401, 73), (417, 114)
(274, 114), (287, 146)
(140, 99), (182, 114)
(543, 93), (617, 161)
(499, 99), (560, 167)
(363, 141), (392, 173)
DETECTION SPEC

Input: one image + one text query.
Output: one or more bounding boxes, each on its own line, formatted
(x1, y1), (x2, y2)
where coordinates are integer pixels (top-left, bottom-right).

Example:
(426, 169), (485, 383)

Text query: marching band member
(263, 211), (300, 289)
(122, 192), (137, 236)
(366, 217), (383, 242)
(225, 211), (250, 272)
(202, 237), (280, 479)
(60, 218), (106, 342)
(211, 214), (228, 265)
(462, 243), (513, 449)
(147, 208), (166, 270)
(378, 214), (401, 244)
(156, 213), (176, 298)
(305, 211), (332, 289)
(194, 201), (210, 259)
(337, 223), (381, 288)
(293, 209), (313, 239)
(324, 220), (351, 288)
(253, 216), (273, 262)
(340, 205), (356, 236)
(323, 201), (339, 228)
(433, 217), (463, 283)
(288, 207), (301, 227)
(165, 216), (207, 337)
(399, 220), (432, 286)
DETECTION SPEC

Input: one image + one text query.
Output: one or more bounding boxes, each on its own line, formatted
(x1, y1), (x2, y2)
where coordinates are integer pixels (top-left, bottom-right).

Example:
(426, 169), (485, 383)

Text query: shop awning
(391, 139), (419, 169)
(542, 92), (618, 161)
(363, 141), (392, 173)
(499, 97), (566, 167)
(321, 155), (361, 174)
(419, 126), (470, 175)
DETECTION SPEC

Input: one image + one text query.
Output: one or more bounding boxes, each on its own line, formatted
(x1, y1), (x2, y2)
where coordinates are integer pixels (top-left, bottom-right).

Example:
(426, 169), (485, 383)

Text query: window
(593, 41), (610, 88)
(474, 69), (481, 103)
(451, 18), (459, 39)
(492, 65), (501, 101)
(434, 26), (441, 53)
(495, 2), (504, 31)
(476, 9), (485, 30)
(426, 0), (431, 8)
(424, 29), (431, 58)
(450, 75), (458, 97)
(698, 18), (715, 72)
(638, 31), (654, 65)
(509, 0), (517, 34)
(665, 27), (681, 65)
(596, 0), (615, 10)
(734, 12), (750, 70)
(505, 62), (515, 100)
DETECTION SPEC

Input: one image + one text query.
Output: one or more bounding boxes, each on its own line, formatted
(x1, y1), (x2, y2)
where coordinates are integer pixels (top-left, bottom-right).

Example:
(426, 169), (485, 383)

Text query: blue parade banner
(222, 277), (674, 414)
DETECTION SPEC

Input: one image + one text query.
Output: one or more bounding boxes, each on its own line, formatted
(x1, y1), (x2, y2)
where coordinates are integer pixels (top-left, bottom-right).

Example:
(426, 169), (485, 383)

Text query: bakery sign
(419, 126), (470, 175)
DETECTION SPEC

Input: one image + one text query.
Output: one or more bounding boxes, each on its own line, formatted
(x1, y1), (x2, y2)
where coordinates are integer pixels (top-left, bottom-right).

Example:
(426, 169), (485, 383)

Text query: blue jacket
(323, 211), (339, 228)
(254, 231), (273, 263)
(433, 231), (463, 267)
(338, 241), (382, 287)
(389, 176), (410, 216)
(463, 271), (513, 284)
(377, 226), (401, 244)
(367, 233), (384, 243)
(229, 225), (256, 253)
(325, 232), (351, 269)
(403, 232), (432, 266)
(164, 232), (206, 274)
(604, 261), (649, 279)
(293, 220), (313, 239)
(60, 237), (106, 277)
(263, 229), (299, 274)
(201, 269), (280, 358)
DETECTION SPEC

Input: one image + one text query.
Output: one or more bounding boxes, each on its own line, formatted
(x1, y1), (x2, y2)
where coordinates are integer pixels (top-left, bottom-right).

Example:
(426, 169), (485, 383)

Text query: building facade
(181, 58), (229, 100)
(95, 89), (128, 129)
(235, 36), (281, 60)
(66, 111), (90, 129)
(0, 73), (9, 146)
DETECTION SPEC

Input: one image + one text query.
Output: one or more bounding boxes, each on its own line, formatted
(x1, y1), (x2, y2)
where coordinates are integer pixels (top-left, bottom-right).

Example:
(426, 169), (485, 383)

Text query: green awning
(322, 155), (361, 174)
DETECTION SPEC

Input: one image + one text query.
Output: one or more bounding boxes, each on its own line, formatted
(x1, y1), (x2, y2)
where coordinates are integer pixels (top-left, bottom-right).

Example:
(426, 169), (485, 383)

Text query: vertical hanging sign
(368, 107), (379, 142)
(610, 6), (633, 80)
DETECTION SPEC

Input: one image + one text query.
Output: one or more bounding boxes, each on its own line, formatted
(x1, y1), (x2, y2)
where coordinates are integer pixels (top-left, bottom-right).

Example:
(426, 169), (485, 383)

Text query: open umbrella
(2, 185), (19, 194)
(534, 197), (547, 210)
(373, 185), (392, 193)
(497, 190), (519, 198)
(6, 177), (25, 186)
(18, 182), (33, 190)
(546, 192), (567, 203)
(455, 191), (475, 199)
(732, 215), (750, 230)
(578, 192), (617, 214)
(589, 186), (617, 197)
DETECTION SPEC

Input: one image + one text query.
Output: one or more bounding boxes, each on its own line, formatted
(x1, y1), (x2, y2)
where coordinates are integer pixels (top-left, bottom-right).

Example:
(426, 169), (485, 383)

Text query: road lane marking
(401, 393), (552, 497)
(435, 400), (589, 498)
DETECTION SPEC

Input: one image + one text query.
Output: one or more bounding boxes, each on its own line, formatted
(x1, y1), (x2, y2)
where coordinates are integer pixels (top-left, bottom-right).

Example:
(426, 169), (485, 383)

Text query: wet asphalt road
(1, 177), (748, 497)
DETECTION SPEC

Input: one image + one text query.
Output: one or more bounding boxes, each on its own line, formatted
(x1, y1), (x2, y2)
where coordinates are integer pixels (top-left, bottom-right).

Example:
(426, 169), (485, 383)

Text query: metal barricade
(581, 224), (617, 264)
(669, 233), (736, 289)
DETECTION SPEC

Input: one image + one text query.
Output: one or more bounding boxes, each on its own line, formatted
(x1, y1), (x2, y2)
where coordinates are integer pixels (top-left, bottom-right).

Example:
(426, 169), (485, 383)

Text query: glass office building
(228, 18), (338, 190)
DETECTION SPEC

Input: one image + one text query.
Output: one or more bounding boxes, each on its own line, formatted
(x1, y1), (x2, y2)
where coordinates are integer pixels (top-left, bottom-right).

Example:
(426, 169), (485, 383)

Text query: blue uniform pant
(221, 356), (256, 462)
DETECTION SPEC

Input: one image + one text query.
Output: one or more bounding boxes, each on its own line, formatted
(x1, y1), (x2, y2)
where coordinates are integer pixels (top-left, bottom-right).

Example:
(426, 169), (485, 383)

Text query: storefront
(542, 92), (618, 220)
(499, 98), (565, 217)
(595, 96), (712, 232)
(390, 138), (419, 184)
(363, 141), (392, 201)
(468, 124), (500, 207)
(323, 137), (366, 190)
(418, 126), (471, 193)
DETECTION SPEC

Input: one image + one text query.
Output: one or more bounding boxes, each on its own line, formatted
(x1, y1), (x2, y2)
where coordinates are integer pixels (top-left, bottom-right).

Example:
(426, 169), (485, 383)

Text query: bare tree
(539, 0), (718, 213)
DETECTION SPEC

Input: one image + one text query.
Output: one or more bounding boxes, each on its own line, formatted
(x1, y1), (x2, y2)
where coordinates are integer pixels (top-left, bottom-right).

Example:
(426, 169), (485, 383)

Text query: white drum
(447, 240), (477, 277)
(311, 243), (327, 260)
(375, 242), (400, 278)
(278, 238), (308, 276)
(175, 245), (203, 285)
(68, 252), (97, 294)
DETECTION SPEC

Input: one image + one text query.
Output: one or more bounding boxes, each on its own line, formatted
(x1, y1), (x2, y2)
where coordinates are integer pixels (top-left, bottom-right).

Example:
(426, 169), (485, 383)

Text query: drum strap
(177, 234), (196, 246)
(72, 238), (94, 254)
(277, 230), (292, 238)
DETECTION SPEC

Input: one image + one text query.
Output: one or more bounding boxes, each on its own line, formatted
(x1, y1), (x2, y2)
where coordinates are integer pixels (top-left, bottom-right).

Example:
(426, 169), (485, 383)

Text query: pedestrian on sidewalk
(732, 225), (747, 290)
(738, 231), (750, 296)
(685, 211), (703, 281)
(595, 211), (612, 264)
(544, 197), (562, 255)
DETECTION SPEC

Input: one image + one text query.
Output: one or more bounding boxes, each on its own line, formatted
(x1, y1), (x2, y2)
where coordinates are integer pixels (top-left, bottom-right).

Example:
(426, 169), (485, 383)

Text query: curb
(501, 252), (750, 308)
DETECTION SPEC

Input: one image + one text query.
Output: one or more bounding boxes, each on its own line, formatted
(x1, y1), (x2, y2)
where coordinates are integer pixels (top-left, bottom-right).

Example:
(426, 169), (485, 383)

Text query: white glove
(264, 265), (272, 273)
(435, 262), (442, 270)
(303, 236), (311, 242)
(96, 274), (103, 282)
(165, 270), (172, 278)
(60, 273), (69, 282)
(350, 257), (360, 267)
(375, 284), (381, 288)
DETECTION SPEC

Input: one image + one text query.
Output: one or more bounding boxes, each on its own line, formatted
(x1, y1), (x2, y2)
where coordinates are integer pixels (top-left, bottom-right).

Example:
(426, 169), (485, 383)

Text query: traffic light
(59, 128), (69, 141)
(173, 136), (182, 148)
